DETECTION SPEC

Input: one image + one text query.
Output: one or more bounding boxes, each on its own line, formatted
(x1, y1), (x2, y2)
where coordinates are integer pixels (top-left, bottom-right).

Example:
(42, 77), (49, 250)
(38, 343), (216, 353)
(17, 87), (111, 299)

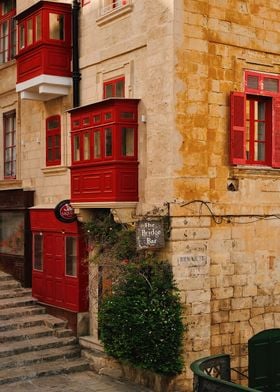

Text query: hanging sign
(136, 219), (165, 250)
(54, 200), (76, 223)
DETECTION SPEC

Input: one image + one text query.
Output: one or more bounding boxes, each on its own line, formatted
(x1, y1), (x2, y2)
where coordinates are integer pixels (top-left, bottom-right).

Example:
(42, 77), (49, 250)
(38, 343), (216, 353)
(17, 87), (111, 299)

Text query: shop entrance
(30, 208), (88, 313)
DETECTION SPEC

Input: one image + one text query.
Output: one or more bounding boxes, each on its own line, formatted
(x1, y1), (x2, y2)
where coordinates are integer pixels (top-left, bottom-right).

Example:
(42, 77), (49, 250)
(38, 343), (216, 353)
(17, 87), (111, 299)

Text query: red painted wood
(230, 92), (246, 165)
(70, 98), (139, 203)
(16, 1), (71, 83)
(30, 209), (88, 313)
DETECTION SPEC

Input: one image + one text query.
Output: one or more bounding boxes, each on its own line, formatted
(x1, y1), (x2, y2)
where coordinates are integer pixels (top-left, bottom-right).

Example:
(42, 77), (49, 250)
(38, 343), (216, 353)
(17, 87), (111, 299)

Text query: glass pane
(27, 19), (33, 45)
(104, 84), (113, 98)
(255, 122), (265, 142)
(84, 133), (90, 160)
(105, 128), (112, 157)
(94, 131), (101, 158)
(65, 237), (77, 277)
(256, 101), (265, 121)
(255, 142), (265, 161)
(93, 114), (101, 123)
(83, 117), (90, 126)
(116, 79), (125, 97)
(2, 0), (16, 14)
(73, 135), (80, 161)
(264, 78), (279, 92)
(34, 234), (43, 271)
(54, 134), (60, 147)
(11, 19), (16, 58)
(49, 13), (64, 40)
(105, 112), (112, 120)
(247, 75), (259, 89)
(121, 112), (134, 120)
(47, 118), (59, 130)
(121, 127), (134, 156)
(0, 212), (24, 256)
(35, 14), (42, 41)
(19, 24), (25, 49)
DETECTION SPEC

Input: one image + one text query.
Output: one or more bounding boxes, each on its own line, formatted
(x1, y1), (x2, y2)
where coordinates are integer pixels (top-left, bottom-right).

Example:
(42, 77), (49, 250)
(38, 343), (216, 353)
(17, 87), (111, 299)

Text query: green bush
(98, 257), (184, 375)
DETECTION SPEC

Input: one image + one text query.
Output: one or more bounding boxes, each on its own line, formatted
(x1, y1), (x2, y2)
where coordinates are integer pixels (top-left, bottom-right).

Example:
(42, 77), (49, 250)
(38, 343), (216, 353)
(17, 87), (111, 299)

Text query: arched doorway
(249, 328), (280, 391)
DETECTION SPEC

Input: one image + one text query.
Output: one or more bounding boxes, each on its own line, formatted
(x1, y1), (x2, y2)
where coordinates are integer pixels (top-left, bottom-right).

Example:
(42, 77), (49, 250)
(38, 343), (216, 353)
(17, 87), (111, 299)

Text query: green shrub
(98, 257), (184, 375)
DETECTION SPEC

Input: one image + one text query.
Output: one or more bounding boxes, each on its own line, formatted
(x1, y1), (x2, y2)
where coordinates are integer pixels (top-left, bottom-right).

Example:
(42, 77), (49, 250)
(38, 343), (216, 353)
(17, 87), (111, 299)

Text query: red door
(30, 209), (88, 312)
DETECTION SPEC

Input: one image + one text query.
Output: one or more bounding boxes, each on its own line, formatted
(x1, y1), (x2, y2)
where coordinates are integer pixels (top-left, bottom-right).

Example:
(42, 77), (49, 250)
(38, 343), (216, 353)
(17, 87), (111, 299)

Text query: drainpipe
(72, 0), (81, 108)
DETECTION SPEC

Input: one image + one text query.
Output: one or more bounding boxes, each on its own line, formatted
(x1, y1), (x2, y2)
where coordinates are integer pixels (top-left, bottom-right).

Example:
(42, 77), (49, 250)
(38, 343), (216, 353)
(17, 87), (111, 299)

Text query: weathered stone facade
(1, 0), (280, 390)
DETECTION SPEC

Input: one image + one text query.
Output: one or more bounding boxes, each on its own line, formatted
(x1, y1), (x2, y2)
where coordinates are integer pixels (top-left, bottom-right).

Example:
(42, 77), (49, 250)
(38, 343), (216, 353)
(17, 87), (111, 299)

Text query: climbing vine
(83, 209), (184, 376)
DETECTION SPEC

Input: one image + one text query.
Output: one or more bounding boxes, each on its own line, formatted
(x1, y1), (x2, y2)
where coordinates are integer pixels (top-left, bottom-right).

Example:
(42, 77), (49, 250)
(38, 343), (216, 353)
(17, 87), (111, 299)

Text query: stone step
(0, 325), (55, 343)
(0, 272), (16, 282)
(0, 280), (21, 291)
(0, 345), (81, 370)
(0, 357), (89, 385)
(0, 288), (32, 300)
(0, 313), (67, 332)
(0, 335), (77, 358)
(0, 296), (37, 310)
(0, 305), (45, 320)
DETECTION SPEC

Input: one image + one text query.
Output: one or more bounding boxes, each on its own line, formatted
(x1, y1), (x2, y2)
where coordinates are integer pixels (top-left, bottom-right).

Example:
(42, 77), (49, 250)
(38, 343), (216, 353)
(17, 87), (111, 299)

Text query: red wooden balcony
(69, 98), (139, 203)
(15, 1), (72, 101)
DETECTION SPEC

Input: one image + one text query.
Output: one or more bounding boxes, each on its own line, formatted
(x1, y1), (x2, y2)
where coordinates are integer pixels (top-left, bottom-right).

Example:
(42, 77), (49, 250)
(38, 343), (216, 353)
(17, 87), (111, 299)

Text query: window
(65, 236), (77, 276)
(18, 12), (43, 51)
(100, 0), (128, 15)
(33, 233), (43, 271)
(4, 111), (16, 178)
(46, 116), (61, 166)
(230, 71), (280, 168)
(0, 0), (16, 64)
(49, 13), (64, 40)
(103, 77), (125, 99)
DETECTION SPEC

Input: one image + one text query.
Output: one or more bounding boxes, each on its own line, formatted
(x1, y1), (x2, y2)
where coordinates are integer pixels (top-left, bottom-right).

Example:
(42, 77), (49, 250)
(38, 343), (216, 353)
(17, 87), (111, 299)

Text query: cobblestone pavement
(1, 371), (153, 392)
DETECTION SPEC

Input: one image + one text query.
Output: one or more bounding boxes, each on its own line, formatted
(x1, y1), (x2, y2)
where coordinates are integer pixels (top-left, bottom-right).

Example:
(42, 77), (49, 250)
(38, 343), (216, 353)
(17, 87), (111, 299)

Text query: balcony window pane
(84, 133), (90, 160)
(105, 128), (112, 157)
(73, 135), (80, 161)
(49, 13), (64, 40)
(35, 14), (42, 41)
(93, 131), (101, 158)
(27, 19), (33, 45)
(19, 23), (25, 49)
(122, 127), (134, 156)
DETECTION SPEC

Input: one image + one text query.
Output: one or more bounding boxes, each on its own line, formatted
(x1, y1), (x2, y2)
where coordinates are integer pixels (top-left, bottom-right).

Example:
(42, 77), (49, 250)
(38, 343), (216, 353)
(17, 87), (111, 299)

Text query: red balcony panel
(44, 47), (72, 77)
(71, 163), (138, 202)
(17, 51), (43, 81)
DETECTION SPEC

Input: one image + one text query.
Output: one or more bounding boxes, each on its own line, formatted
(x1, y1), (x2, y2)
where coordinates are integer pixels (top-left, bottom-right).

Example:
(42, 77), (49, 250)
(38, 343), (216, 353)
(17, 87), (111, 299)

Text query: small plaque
(136, 219), (165, 250)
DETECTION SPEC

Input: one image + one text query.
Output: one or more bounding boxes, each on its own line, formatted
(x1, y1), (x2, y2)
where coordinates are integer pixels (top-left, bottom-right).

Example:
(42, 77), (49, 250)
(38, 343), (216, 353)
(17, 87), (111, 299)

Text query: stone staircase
(0, 270), (89, 385)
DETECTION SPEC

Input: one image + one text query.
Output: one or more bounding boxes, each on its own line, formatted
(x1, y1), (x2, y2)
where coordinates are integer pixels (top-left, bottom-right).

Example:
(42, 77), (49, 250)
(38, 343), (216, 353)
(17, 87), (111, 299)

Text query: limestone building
(1, 0), (280, 390)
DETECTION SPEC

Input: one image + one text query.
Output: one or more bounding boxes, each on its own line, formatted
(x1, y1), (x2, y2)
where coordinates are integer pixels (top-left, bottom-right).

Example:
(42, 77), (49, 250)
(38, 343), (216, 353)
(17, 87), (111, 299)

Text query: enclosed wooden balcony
(69, 98), (139, 204)
(15, 1), (72, 101)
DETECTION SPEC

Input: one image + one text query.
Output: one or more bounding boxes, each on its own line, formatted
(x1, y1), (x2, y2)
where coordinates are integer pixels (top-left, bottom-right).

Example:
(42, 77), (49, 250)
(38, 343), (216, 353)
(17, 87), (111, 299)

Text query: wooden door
(249, 329), (280, 391)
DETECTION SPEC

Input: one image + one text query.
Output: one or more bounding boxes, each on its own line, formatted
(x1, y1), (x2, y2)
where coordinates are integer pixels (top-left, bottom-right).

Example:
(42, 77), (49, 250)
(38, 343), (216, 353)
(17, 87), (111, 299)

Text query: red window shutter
(272, 97), (280, 168)
(230, 92), (246, 165)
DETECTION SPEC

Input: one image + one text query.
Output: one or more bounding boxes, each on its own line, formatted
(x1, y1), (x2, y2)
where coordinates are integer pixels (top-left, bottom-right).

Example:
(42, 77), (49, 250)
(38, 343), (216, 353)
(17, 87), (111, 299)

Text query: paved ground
(2, 371), (152, 392)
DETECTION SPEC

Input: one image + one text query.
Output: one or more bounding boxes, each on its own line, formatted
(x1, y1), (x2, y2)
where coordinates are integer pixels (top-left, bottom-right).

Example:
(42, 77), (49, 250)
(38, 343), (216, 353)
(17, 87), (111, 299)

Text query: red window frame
(103, 77), (125, 99)
(230, 71), (280, 168)
(46, 115), (61, 166)
(82, 0), (91, 6)
(0, 0), (16, 64)
(18, 11), (42, 51)
(4, 110), (16, 179)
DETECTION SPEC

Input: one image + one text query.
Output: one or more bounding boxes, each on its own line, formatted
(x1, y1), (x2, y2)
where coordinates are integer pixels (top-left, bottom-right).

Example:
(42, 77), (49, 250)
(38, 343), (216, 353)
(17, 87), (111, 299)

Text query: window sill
(96, 3), (133, 26)
(41, 166), (68, 176)
(0, 179), (22, 189)
(230, 165), (280, 178)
